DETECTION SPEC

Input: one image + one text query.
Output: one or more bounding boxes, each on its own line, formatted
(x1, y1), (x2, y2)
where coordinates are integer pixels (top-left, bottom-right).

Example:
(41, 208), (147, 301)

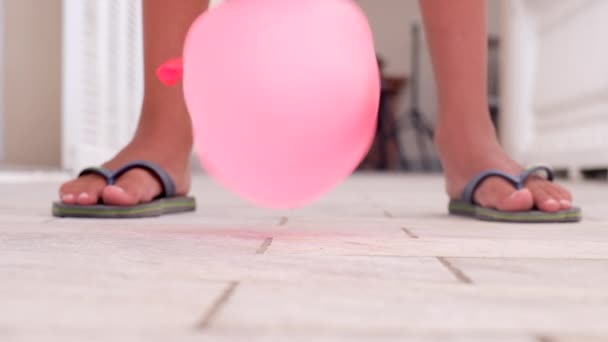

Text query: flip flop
(448, 166), (581, 223)
(52, 161), (196, 218)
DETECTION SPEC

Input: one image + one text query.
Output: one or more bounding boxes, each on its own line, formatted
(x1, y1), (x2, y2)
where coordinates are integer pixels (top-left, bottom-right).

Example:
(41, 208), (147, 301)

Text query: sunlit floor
(1, 172), (608, 341)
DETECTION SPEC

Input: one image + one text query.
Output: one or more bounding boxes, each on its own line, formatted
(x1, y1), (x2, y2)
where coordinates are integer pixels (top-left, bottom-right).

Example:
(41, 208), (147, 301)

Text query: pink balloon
(163, 0), (380, 208)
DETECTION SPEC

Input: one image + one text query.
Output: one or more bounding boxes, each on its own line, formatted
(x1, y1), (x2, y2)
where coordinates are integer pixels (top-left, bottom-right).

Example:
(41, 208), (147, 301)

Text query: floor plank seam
(256, 237), (274, 254)
(436, 256), (473, 284)
(534, 335), (557, 342)
(196, 281), (239, 330)
(278, 216), (289, 226)
(401, 227), (419, 239)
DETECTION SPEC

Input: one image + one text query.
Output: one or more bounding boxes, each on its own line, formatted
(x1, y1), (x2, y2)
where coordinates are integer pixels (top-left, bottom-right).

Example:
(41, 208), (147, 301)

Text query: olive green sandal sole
(449, 200), (581, 223)
(52, 196), (196, 218)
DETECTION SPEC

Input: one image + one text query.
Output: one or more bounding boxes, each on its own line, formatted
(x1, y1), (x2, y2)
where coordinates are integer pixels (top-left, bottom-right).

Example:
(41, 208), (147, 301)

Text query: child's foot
(435, 117), (573, 213)
(58, 107), (193, 206)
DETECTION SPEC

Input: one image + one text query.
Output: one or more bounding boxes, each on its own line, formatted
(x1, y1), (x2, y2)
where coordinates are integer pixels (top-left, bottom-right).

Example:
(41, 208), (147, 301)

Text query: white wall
(500, 0), (608, 173)
(357, 0), (501, 109)
(209, 0), (224, 8)
(0, 0), (5, 162)
(3, 0), (62, 167)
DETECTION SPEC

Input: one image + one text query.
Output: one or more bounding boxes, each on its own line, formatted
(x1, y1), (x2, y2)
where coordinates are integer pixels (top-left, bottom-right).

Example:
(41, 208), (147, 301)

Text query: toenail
(545, 199), (558, 206)
(61, 194), (74, 201)
(560, 199), (572, 207)
(508, 189), (528, 199)
(78, 192), (89, 200)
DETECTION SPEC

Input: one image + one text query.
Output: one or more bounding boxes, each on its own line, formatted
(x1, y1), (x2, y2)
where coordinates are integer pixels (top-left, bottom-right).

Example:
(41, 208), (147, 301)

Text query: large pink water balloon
(158, 0), (380, 208)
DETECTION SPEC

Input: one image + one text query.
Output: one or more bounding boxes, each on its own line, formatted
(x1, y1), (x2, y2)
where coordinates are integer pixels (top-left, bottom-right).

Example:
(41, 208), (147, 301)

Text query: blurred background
(0, 0), (607, 181)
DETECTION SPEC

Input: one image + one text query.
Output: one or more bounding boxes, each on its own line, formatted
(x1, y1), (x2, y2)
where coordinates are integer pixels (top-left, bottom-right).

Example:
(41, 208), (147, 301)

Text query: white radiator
(500, 0), (608, 177)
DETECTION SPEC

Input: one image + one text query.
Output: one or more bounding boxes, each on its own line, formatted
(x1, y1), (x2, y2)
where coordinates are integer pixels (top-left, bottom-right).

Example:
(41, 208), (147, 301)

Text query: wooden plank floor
(1, 173), (607, 342)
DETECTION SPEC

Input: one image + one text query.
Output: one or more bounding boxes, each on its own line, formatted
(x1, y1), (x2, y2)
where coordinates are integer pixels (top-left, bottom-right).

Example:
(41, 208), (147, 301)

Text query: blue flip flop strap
(461, 169), (521, 205)
(519, 165), (555, 184)
(110, 160), (177, 198)
(78, 166), (113, 181)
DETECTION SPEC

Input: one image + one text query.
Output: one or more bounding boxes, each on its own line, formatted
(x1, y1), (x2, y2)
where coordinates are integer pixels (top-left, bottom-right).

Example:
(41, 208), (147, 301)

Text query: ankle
(134, 104), (193, 143)
(434, 114), (497, 150)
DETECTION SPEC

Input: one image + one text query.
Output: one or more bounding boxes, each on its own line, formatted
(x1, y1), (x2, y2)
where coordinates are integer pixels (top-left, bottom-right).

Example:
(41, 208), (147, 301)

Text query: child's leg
(59, 0), (209, 206)
(419, 0), (572, 212)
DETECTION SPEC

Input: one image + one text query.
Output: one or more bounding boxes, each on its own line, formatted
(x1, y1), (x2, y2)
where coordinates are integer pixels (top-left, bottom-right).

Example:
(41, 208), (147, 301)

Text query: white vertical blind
(62, 0), (143, 173)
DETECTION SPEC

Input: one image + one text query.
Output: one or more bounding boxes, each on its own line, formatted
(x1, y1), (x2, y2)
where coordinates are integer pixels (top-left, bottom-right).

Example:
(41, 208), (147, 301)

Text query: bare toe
(474, 178), (534, 212)
(101, 169), (162, 206)
(59, 175), (106, 205)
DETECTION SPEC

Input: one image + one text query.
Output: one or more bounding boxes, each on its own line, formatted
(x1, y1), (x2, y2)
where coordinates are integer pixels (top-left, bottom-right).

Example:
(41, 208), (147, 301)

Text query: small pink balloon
(166, 0), (380, 208)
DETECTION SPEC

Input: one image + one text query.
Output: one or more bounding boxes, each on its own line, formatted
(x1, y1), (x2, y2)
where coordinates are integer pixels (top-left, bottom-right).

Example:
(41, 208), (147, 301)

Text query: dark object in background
(358, 57), (404, 171)
(488, 36), (500, 133)
(360, 25), (499, 172)
(399, 24), (437, 171)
